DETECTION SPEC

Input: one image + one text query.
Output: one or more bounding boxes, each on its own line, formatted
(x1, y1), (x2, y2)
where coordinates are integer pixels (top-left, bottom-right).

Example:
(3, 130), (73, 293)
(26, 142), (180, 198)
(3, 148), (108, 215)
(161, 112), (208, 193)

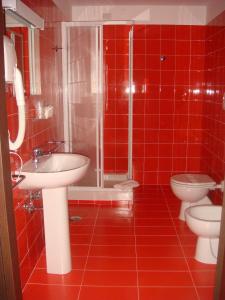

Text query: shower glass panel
(66, 24), (103, 187)
(63, 22), (133, 189)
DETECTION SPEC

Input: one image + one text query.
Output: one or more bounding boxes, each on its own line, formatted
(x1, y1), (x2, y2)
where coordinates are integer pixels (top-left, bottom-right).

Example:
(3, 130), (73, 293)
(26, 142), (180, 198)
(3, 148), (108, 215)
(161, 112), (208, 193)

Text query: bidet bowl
(18, 153), (90, 189)
(185, 205), (222, 238)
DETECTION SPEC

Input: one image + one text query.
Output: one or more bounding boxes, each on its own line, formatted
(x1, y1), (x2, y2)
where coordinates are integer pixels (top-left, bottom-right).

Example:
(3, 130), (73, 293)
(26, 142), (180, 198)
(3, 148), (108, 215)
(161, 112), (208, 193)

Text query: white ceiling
(69, 0), (212, 6)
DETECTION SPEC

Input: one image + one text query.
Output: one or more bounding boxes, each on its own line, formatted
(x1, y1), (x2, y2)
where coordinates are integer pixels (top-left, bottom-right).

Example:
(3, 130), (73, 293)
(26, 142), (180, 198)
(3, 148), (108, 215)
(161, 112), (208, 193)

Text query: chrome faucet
(32, 147), (43, 164)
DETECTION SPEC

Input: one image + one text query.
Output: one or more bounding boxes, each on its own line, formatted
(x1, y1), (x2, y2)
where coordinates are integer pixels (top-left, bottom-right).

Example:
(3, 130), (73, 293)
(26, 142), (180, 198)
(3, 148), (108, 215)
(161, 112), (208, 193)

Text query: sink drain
(69, 216), (82, 222)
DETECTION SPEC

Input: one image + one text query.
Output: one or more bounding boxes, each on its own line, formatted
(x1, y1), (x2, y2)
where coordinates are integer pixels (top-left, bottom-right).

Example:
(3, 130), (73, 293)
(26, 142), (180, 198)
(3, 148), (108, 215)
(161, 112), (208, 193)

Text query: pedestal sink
(18, 153), (90, 275)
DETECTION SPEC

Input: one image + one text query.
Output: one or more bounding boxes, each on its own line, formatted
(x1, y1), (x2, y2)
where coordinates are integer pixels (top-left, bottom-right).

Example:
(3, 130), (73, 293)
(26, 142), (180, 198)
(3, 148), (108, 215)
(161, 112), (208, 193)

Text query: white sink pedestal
(42, 187), (72, 274)
(18, 153), (90, 274)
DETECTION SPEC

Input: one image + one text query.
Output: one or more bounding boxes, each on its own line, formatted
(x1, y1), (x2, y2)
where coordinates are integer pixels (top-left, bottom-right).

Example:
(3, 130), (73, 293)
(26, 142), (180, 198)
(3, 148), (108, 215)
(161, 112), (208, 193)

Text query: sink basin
(17, 153), (90, 275)
(18, 153), (90, 189)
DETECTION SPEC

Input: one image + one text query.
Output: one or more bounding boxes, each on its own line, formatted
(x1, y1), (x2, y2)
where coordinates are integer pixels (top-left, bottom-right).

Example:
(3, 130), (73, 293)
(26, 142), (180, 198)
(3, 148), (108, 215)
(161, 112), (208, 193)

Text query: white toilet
(185, 205), (222, 264)
(170, 174), (216, 221)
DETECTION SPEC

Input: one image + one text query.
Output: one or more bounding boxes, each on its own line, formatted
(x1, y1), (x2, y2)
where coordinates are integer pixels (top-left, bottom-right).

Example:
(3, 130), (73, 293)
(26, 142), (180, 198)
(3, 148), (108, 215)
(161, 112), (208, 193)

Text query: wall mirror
(4, 1), (44, 95)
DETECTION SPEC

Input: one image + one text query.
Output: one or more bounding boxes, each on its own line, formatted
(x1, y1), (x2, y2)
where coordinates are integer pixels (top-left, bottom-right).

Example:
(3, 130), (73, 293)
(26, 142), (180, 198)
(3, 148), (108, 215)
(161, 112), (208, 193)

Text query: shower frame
(61, 21), (134, 188)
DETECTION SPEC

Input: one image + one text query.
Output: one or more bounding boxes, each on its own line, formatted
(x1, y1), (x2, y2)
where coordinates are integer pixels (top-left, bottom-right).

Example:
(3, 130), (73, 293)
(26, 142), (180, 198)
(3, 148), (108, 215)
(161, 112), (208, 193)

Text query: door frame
(215, 188), (225, 299)
(0, 2), (22, 300)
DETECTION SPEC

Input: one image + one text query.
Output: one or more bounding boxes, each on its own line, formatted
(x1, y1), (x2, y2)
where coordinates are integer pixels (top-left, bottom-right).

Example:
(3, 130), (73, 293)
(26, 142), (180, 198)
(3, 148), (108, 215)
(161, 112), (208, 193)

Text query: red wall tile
(104, 25), (130, 174)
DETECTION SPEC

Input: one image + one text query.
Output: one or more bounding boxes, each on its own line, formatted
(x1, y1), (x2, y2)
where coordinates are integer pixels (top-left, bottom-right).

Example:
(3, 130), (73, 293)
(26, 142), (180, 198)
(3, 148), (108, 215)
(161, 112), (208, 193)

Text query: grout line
(161, 186), (201, 300)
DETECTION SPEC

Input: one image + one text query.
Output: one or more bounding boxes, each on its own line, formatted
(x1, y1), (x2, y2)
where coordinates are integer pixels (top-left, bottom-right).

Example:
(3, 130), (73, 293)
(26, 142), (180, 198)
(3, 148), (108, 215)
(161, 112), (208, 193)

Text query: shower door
(62, 23), (103, 187)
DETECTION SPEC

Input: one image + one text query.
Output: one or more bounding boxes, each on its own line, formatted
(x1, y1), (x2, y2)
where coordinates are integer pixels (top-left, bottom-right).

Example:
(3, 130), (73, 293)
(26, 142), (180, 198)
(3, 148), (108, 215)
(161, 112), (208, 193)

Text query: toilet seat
(171, 174), (216, 189)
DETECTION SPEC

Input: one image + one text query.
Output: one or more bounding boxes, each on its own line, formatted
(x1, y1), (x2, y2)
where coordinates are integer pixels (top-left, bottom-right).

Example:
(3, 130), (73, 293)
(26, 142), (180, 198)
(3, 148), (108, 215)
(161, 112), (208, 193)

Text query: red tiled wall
(6, 0), (65, 288)
(104, 25), (205, 184)
(104, 25), (130, 174)
(202, 10), (225, 204)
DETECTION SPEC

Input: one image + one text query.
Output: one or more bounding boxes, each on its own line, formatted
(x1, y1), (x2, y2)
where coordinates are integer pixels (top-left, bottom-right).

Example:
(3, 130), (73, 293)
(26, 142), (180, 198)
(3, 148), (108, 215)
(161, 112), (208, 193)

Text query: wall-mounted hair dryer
(4, 35), (26, 151)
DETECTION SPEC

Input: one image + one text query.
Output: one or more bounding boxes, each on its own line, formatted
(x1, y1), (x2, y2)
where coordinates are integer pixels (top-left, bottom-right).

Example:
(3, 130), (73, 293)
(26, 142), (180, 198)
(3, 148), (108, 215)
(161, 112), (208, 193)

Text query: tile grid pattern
(161, 187), (200, 299)
(23, 186), (215, 300)
(104, 25), (206, 184)
(76, 206), (100, 299)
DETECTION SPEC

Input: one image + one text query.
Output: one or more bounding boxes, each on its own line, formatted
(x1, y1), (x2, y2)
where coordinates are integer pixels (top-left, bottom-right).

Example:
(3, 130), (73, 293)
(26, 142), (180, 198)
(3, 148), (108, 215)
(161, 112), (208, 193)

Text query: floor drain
(69, 216), (82, 222)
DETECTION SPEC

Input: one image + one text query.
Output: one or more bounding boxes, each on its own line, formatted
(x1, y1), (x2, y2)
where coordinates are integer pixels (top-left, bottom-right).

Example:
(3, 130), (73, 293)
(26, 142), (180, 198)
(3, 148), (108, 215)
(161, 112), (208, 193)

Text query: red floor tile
(92, 234), (135, 245)
(179, 235), (197, 245)
(191, 270), (216, 286)
(94, 225), (134, 235)
(28, 268), (83, 285)
(134, 210), (170, 218)
(82, 270), (137, 286)
(96, 217), (134, 226)
(133, 204), (168, 210)
(135, 218), (173, 226)
(23, 284), (79, 300)
(138, 271), (193, 286)
(135, 235), (179, 245)
(70, 217), (95, 226)
(135, 226), (176, 235)
(71, 245), (90, 256)
(139, 287), (199, 300)
(70, 234), (92, 245)
(70, 225), (93, 235)
(182, 246), (196, 257)
(137, 257), (188, 271)
(98, 208), (133, 218)
(86, 256), (136, 270)
(136, 245), (183, 257)
(89, 245), (136, 257)
(79, 286), (138, 300)
(197, 287), (215, 300)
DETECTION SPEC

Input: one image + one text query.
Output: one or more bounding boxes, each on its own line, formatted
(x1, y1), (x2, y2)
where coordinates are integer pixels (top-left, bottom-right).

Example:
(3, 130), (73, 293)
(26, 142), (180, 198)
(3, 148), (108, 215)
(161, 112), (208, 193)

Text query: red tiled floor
(23, 186), (216, 300)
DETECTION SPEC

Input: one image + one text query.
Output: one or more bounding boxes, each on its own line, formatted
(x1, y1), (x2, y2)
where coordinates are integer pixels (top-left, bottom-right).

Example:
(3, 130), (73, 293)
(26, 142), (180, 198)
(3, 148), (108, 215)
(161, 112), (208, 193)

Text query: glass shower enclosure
(61, 22), (133, 189)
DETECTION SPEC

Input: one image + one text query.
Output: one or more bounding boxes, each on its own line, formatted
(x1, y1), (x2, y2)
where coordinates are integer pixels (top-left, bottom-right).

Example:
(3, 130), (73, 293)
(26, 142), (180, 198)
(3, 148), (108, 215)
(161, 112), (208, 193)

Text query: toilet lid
(171, 174), (216, 187)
